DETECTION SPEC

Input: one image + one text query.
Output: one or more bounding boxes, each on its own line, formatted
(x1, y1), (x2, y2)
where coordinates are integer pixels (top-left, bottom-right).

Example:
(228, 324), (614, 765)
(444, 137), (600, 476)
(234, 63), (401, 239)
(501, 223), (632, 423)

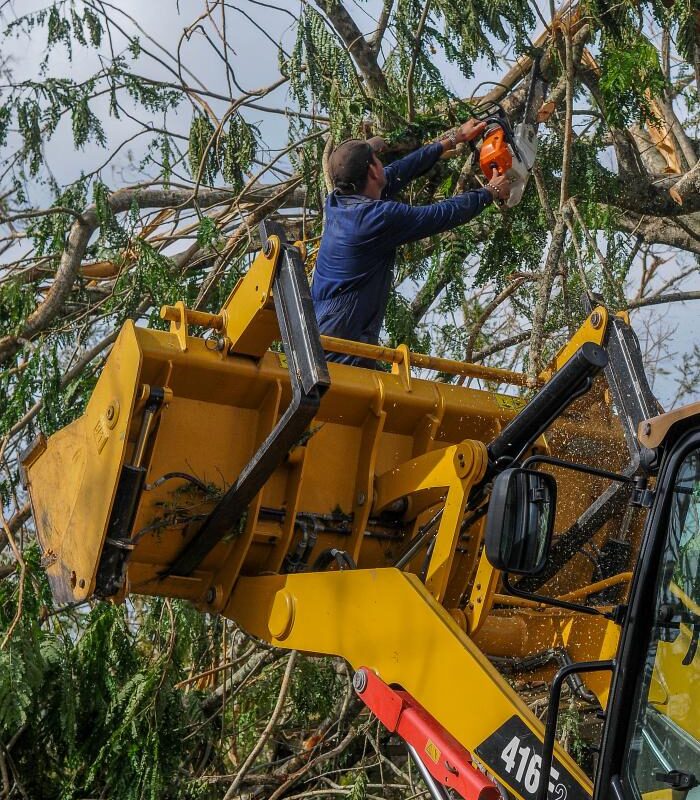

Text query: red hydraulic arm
(353, 667), (501, 800)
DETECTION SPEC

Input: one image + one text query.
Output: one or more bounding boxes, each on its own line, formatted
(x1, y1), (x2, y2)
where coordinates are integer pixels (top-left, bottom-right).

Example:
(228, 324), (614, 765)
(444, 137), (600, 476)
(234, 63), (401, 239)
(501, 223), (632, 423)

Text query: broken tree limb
(670, 158), (700, 206)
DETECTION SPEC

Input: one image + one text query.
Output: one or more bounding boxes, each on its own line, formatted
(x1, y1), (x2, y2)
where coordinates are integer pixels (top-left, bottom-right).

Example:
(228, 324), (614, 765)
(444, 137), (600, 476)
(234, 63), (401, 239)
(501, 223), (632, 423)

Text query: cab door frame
(595, 423), (700, 799)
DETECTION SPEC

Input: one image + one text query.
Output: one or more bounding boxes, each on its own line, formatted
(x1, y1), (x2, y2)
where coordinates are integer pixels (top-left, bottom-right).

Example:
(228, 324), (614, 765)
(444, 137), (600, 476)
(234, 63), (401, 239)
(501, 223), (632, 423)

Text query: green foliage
(233, 658), (285, 755)
(71, 86), (106, 149)
(289, 656), (341, 727)
(290, 6), (364, 139)
(0, 280), (35, 337)
(0, 1), (699, 794)
(188, 114), (218, 185)
(2, 6), (179, 180)
(348, 770), (369, 800)
(671, 1), (697, 66)
(27, 177), (88, 255)
(475, 176), (551, 288)
(385, 290), (431, 353)
(0, 551), (224, 800)
(221, 114), (257, 190)
(111, 237), (182, 323)
(289, 120), (327, 209)
(196, 216), (219, 248)
(94, 180), (128, 249)
(558, 702), (587, 763)
(599, 34), (666, 126)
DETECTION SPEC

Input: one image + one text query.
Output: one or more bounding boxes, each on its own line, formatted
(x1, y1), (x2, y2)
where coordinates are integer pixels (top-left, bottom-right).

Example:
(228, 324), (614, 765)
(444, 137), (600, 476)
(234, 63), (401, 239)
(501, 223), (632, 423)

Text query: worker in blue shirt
(312, 120), (511, 368)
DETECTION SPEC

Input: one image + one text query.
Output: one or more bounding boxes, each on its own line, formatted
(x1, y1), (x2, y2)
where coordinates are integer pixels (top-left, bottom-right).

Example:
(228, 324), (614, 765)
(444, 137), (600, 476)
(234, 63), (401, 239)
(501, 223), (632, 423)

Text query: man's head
(329, 137), (387, 198)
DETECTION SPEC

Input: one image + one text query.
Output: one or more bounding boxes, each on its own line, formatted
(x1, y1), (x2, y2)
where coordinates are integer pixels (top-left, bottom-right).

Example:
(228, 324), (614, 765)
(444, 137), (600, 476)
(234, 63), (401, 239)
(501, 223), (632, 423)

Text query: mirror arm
(501, 573), (616, 619)
(521, 455), (634, 485)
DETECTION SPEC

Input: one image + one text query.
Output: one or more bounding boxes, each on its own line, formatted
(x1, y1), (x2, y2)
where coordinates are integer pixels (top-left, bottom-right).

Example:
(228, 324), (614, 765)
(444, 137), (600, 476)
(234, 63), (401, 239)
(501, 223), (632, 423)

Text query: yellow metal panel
(224, 568), (592, 800)
(25, 321), (143, 603)
(220, 235), (280, 357)
(539, 306), (608, 381)
(466, 549), (500, 635)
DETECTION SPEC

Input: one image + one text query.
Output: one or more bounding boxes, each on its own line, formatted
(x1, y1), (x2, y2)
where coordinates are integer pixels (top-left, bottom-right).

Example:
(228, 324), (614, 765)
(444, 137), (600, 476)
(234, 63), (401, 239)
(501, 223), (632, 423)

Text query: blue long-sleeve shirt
(312, 141), (492, 367)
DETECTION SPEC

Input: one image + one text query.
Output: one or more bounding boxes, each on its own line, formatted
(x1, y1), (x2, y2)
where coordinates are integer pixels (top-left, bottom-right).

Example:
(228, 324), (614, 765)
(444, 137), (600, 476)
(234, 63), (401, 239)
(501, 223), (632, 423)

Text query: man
(312, 120), (511, 368)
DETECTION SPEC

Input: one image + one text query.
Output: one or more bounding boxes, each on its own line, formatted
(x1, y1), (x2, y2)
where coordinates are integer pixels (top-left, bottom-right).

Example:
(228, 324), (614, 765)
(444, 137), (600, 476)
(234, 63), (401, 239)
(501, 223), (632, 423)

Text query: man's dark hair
(329, 137), (386, 194)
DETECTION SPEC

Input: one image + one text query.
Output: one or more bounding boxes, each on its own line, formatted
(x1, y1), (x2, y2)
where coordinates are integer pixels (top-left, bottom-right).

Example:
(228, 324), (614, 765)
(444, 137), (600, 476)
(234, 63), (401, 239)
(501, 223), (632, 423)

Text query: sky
(1, 0), (698, 408)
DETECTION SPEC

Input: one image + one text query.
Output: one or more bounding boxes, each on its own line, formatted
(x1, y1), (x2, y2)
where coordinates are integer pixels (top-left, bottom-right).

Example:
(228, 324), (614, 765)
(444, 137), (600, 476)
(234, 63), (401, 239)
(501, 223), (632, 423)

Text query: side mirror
(484, 468), (557, 575)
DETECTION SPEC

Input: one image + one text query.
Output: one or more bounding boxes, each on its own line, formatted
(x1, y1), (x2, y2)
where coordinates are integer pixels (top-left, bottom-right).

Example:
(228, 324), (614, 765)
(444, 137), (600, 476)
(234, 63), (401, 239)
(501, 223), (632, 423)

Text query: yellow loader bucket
(23, 220), (630, 620)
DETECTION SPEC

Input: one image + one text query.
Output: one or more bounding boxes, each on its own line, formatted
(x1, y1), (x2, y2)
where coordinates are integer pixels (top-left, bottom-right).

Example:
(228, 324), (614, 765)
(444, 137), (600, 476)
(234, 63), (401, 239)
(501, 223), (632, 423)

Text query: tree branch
(406, 0), (432, 122)
(670, 158), (700, 206)
(0, 187), (260, 366)
(369, 0), (395, 55)
(614, 211), (700, 256)
(223, 651), (298, 799)
(627, 291), (700, 311)
(528, 210), (569, 383)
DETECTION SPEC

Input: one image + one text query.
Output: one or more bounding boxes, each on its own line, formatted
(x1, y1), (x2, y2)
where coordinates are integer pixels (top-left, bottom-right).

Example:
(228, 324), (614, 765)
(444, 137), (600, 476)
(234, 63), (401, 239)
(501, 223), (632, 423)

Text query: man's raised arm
(381, 119), (487, 199)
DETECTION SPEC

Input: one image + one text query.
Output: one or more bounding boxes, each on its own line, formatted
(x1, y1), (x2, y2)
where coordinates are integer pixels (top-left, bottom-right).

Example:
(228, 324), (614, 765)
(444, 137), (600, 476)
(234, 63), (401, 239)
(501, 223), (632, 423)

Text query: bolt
(352, 668), (368, 693)
(215, 337), (226, 352)
(590, 311), (603, 329)
(106, 404), (115, 421)
(264, 240), (273, 257)
(206, 586), (216, 604)
(79, 578), (85, 589)
(357, 491), (366, 506)
(643, 422), (652, 436)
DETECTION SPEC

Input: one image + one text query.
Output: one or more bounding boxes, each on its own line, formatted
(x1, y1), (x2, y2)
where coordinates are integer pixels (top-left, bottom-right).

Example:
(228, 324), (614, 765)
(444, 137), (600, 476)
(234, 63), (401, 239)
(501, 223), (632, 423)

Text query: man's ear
(368, 156), (383, 181)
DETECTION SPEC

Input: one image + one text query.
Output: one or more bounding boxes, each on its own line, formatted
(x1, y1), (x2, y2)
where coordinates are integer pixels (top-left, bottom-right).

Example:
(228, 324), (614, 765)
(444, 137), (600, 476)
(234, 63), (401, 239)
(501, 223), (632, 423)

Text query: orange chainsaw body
(479, 125), (513, 177)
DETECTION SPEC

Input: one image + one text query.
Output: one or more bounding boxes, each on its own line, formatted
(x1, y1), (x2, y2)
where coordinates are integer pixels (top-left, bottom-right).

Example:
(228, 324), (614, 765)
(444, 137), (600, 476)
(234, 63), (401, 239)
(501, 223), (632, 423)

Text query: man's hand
(439, 119), (486, 153)
(456, 119), (486, 143)
(486, 169), (511, 203)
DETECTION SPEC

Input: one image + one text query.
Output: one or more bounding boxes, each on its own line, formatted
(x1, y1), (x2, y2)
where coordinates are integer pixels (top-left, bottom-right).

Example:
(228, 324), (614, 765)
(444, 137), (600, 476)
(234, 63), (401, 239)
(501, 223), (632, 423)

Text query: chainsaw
(474, 57), (549, 208)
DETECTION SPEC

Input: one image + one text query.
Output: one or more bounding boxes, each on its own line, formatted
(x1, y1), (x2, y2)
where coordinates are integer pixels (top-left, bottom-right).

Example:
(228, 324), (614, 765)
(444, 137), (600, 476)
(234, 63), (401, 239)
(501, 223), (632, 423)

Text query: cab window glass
(625, 446), (700, 798)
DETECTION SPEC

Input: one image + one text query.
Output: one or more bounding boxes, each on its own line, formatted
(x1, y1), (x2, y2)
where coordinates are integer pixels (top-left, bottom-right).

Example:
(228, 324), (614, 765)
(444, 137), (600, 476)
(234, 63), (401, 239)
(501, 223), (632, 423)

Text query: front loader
(23, 221), (700, 800)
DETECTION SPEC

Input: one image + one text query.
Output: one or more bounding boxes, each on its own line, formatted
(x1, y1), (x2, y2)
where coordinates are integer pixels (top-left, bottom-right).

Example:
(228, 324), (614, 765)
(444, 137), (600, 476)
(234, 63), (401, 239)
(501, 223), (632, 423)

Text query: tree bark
(528, 212), (568, 384)
(314, 0), (388, 97)
(616, 211), (700, 255)
(670, 158), (700, 206)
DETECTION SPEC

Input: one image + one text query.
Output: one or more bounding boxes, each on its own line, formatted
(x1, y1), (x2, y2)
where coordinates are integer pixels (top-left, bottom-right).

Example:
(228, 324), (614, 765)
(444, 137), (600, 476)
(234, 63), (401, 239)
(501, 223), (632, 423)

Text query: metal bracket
(584, 295), (660, 468)
(163, 220), (330, 578)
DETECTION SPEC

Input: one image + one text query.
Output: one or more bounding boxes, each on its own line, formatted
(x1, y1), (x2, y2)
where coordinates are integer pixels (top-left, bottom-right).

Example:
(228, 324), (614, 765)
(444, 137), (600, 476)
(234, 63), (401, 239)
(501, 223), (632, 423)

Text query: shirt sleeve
(381, 142), (445, 199)
(380, 188), (493, 247)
